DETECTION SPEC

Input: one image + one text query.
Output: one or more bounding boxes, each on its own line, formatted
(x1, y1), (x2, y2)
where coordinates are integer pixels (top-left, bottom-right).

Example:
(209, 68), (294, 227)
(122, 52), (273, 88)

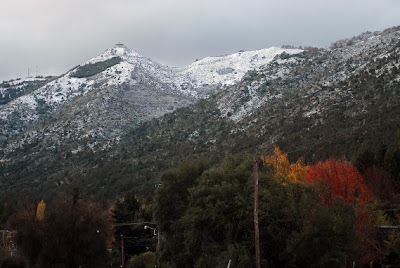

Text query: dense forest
(1, 143), (400, 267)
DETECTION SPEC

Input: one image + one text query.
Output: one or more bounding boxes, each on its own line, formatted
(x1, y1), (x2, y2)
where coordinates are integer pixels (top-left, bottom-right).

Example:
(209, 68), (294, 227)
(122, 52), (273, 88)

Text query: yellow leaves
(263, 146), (290, 176)
(36, 200), (46, 221)
(288, 161), (308, 183)
(262, 146), (308, 183)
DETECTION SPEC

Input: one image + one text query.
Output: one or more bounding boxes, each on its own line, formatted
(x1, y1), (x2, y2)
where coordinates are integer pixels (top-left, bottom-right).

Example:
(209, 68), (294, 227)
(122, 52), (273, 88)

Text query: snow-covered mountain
(1, 26), (400, 201)
(0, 44), (299, 154)
(217, 27), (400, 123)
(179, 47), (302, 96)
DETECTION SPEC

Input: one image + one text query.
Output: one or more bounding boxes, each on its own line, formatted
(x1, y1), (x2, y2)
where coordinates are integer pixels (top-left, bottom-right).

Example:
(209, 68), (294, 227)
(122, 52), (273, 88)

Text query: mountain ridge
(1, 26), (399, 200)
(0, 44), (300, 153)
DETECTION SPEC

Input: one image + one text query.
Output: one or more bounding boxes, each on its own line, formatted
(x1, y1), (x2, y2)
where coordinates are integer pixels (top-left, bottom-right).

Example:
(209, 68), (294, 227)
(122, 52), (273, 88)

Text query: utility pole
(1, 230), (5, 247)
(154, 229), (158, 268)
(144, 225), (159, 267)
(157, 229), (160, 268)
(120, 235), (124, 268)
(254, 157), (261, 268)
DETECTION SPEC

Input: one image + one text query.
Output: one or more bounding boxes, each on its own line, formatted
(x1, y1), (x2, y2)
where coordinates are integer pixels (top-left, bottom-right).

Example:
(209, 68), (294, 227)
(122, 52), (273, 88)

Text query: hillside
(0, 27), (399, 201)
(0, 44), (298, 154)
(0, 77), (56, 106)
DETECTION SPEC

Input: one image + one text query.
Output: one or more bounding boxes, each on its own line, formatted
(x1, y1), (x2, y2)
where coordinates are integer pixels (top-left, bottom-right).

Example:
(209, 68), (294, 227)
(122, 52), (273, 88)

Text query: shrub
(127, 252), (155, 268)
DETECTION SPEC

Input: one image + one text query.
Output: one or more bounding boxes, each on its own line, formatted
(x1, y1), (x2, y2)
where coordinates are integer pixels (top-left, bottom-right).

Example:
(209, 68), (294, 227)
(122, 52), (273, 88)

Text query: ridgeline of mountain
(1, 26), (399, 200)
(0, 44), (297, 150)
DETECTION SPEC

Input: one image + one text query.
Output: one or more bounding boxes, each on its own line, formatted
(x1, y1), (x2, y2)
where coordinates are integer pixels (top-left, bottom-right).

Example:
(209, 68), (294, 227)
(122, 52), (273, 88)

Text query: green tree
(155, 154), (357, 267)
(260, 182), (356, 267)
(181, 154), (258, 267)
(384, 146), (400, 188)
(112, 192), (153, 262)
(127, 252), (155, 268)
(383, 233), (400, 266)
(154, 157), (209, 267)
(10, 193), (111, 267)
(0, 201), (15, 228)
(354, 148), (377, 174)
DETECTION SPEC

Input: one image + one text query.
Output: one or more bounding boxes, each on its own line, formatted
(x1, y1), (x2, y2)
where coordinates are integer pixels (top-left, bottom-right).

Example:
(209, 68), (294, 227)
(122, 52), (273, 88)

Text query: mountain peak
(109, 43), (138, 57)
(85, 44), (140, 65)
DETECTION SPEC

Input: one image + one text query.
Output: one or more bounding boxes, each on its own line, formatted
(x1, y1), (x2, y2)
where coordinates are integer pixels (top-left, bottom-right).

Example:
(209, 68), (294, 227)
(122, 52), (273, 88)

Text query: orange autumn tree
(36, 200), (46, 221)
(262, 146), (308, 183)
(306, 158), (374, 204)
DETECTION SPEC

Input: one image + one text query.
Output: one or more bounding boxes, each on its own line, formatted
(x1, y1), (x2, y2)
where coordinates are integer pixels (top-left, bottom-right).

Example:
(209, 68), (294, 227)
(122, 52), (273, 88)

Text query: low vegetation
(70, 57), (122, 78)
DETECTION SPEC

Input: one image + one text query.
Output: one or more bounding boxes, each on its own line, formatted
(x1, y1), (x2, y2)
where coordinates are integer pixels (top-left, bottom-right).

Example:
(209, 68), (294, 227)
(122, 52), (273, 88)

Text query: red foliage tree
(306, 158), (374, 205)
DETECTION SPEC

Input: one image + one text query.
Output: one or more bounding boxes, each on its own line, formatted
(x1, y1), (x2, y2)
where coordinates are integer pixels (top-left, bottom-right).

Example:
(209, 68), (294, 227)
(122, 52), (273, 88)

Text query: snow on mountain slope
(0, 46), (170, 138)
(78, 44), (206, 98)
(0, 72), (92, 138)
(217, 54), (306, 122)
(90, 45), (302, 95)
(0, 44), (301, 154)
(216, 26), (400, 123)
(0, 45), (196, 147)
(0, 77), (53, 106)
(85, 44), (140, 64)
(179, 47), (302, 92)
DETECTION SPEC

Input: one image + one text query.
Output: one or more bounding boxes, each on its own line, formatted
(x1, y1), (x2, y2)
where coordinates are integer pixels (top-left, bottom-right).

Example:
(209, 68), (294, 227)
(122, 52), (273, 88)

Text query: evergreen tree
(154, 157), (209, 267)
(112, 192), (153, 261)
(10, 193), (111, 267)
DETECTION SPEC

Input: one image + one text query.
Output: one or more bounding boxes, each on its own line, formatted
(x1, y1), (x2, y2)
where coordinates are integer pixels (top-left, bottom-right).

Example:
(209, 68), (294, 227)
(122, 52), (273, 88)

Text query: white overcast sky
(1, 0), (399, 82)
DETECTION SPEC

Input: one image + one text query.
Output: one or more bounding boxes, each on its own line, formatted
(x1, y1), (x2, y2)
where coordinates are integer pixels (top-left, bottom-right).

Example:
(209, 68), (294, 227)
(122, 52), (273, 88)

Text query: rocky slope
(0, 44), (299, 155)
(0, 77), (55, 106)
(0, 26), (399, 200)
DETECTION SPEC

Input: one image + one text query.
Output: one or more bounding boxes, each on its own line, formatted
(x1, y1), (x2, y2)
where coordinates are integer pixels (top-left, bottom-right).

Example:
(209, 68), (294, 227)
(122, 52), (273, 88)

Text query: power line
(115, 222), (154, 227)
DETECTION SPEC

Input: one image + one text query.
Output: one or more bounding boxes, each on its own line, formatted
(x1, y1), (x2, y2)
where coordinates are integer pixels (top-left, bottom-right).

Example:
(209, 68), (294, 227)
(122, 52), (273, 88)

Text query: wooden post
(157, 230), (160, 268)
(1, 230), (5, 247)
(154, 230), (158, 267)
(254, 158), (261, 268)
(120, 235), (124, 268)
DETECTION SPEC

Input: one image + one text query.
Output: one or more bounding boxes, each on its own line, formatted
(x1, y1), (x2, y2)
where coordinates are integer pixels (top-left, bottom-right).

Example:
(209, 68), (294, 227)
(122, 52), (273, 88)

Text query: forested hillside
(0, 27), (399, 203)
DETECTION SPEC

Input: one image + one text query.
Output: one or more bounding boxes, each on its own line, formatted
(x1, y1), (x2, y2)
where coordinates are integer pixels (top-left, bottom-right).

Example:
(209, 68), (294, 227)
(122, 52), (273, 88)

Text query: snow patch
(181, 47), (302, 88)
